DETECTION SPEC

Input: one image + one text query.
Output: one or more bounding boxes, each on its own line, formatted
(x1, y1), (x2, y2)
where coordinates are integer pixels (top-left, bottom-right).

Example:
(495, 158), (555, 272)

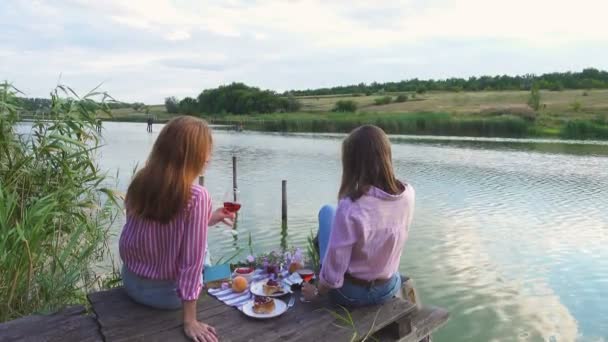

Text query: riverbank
(101, 89), (608, 140)
(210, 111), (607, 140)
(103, 111), (608, 140)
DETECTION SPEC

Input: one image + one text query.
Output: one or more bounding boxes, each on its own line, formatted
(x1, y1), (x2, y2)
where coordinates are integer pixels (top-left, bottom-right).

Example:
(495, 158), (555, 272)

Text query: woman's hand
(209, 208), (235, 227)
(302, 282), (320, 301)
(183, 320), (218, 342)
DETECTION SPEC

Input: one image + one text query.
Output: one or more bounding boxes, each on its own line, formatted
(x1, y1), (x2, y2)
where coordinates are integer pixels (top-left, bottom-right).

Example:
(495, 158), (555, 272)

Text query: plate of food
(242, 296), (287, 319)
(250, 278), (292, 297)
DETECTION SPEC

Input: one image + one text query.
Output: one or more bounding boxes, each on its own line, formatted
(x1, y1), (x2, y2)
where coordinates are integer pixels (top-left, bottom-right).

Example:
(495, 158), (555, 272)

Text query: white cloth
(207, 270), (303, 309)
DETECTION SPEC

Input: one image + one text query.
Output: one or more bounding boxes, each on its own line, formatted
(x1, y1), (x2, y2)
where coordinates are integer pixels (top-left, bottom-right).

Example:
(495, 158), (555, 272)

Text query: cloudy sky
(1, 0), (607, 103)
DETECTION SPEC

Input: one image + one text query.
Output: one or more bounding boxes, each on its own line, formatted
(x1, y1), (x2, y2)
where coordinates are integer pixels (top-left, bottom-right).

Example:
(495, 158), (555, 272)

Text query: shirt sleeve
(177, 188), (210, 301)
(319, 201), (359, 289)
(407, 185), (416, 227)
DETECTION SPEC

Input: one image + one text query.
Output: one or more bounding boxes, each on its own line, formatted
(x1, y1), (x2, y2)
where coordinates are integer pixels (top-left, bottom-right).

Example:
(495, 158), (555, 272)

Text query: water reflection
(96, 122), (608, 342)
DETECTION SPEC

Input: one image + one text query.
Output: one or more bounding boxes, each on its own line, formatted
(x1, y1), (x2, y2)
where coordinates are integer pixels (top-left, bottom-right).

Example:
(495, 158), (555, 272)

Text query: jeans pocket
(331, 288), (363, 307)
(369, 275), (401, 305)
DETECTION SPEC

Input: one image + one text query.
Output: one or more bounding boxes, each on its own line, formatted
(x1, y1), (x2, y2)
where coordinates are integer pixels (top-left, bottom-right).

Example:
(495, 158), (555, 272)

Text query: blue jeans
(121, 243), (211, 310)
(122, 265), (182, 310)
(318, 205), (402, 307)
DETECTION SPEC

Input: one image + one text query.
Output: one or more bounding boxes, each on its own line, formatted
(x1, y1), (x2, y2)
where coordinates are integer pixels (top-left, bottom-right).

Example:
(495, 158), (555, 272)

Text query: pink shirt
(119, 185), (212, 301)
(320, 184), (415, 289)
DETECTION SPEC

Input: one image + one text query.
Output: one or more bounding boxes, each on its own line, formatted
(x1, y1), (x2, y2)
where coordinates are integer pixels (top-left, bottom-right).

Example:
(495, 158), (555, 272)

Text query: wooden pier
(1, 158), (449, 341)
(0, 282), (448, 342)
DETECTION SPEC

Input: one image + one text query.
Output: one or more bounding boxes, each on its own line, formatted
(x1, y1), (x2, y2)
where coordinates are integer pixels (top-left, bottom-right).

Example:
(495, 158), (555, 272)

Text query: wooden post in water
(232, 156), (238, 231)
(282, 180), (287, 225)
(232, 156), (237, 200)
(198, 176), (205, 186)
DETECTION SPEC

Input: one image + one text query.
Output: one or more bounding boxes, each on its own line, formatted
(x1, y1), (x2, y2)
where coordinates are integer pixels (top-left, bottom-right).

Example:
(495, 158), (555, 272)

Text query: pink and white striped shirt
(119, 184), (212, 301)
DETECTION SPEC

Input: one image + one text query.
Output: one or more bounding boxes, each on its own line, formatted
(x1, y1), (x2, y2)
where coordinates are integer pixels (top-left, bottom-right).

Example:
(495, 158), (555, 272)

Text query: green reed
(560, 120), (608, 139)
(213, 112), (532, 138)
(0, 82), (120, 322)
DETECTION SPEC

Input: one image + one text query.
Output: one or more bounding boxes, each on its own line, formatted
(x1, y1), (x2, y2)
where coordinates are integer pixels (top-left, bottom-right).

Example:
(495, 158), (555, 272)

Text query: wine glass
(222, 189), (241, 214)
(297, 267), (316, 303)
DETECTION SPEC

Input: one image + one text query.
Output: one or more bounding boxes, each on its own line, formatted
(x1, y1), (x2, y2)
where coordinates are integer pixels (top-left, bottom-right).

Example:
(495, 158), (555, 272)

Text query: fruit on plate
(232, 276), (248, 293)
(252, 296), (275, 314)
(262, 279), (282, 295)
(288, 262), (302, 274)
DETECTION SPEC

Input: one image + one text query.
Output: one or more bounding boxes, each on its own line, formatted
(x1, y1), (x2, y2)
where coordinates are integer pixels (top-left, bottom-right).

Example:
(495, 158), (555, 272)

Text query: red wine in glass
(298, 268), (316, 303)
(297, 269), (315, 283)
(223, 201), (241, 213)
(222, 189), (241, 213)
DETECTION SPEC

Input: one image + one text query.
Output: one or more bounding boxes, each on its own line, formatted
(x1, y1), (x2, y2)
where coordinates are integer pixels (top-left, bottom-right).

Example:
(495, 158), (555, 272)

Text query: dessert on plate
(252, 296), (275, 314)
(262, 279), (282, 295)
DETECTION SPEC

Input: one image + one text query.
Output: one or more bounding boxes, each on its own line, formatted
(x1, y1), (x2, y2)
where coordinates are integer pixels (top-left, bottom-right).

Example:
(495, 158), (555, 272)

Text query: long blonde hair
(126, 116), (212, 223)
(338, 125), (403, 201)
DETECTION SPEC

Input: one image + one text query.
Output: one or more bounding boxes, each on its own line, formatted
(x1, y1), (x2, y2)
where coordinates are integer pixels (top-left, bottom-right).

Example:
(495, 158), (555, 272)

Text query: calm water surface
(98, 122), (608, 342)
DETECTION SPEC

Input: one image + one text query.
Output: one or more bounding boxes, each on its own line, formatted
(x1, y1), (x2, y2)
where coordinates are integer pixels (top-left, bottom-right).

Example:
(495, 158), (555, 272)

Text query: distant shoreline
(96, 112), (607, 141)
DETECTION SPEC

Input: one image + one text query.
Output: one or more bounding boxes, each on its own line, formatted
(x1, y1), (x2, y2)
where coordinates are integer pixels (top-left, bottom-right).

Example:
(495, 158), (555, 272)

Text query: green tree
(195, 83), (300, 115)
(332, 100), (357, 112)
(132, 102), (145, 111)
(286, 68), (608, 96)
(164, 96), (179, 113)
(395, 94), (408, 103)
(178, 97), (198, 115)
(374, 96), (392, 105)
(527, 84), (541, 111)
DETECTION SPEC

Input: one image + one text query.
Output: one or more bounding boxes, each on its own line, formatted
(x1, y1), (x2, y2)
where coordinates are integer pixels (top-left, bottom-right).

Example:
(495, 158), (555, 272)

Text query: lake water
(98, 121), (608, 342)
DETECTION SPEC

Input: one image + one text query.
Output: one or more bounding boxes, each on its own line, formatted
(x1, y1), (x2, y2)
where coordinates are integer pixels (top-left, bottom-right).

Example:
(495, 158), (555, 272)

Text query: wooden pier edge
(0, 305), (103, 342)
(0, 283), (449, 342)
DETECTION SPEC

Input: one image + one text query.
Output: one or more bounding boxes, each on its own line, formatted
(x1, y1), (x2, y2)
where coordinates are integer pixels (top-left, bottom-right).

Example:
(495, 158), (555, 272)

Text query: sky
(1, 0), (608, 103)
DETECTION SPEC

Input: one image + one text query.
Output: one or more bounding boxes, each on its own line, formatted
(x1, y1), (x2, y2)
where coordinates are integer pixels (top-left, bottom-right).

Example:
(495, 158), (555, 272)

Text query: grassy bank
(208, 111), (608, 139)
(0, 83), (120, 322)
(210, 112), (532, 137)
(103, 89), (608, 140)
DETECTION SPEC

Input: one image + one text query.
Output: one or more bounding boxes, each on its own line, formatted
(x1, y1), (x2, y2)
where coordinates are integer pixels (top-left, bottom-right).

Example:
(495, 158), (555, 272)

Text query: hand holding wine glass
(223, 189), (241, 214)
(209, 207), (235, 227)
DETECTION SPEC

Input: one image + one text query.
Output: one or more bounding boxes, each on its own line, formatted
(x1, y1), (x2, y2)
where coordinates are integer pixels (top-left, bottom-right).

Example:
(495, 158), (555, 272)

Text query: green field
(104, 89), (608, 139)
(100, 104), (171, 122)
(298, 89), (608, 113)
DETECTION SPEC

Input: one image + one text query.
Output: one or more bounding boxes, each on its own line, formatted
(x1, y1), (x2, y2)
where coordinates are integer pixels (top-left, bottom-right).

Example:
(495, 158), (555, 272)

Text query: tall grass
(214, 112), (531, 138)
(560, 120), (608, 139)
(0, 82), (120, 322)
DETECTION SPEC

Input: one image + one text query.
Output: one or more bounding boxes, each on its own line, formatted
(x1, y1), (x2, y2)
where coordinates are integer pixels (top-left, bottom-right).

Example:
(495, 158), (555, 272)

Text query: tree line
(18, 97), (145, 113)
(166, 83), (300, 115)
(286, 68), (608, 96)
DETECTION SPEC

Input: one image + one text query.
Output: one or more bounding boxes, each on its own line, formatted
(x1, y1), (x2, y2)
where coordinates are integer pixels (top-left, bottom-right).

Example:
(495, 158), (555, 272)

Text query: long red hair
(126, 116), (212, 223)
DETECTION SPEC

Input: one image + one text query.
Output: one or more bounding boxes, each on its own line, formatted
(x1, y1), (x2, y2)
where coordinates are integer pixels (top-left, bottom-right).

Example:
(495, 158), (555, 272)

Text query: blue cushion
(203, 264), (231, 283)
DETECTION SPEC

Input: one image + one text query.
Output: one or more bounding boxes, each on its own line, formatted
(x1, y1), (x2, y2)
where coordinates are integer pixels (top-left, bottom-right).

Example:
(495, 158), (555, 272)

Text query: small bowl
(233, 267), (255, 281)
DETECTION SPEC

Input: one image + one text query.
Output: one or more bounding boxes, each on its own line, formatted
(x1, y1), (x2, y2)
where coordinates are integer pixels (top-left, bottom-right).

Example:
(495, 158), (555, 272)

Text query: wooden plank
(0, 305), (102, 342)
(88, 288), (231, 342)
(89, 287), (423, 342)
(375, 306), (450, 342)
(308, 298), (417, 342)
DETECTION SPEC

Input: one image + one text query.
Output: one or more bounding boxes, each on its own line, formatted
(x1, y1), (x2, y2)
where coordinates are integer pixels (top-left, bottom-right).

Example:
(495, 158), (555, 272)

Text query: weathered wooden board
(0, 288), (447, 342)
(88, 287), (419, 342)
(0, 306), (102, 342)
(375, 306), (450, 342)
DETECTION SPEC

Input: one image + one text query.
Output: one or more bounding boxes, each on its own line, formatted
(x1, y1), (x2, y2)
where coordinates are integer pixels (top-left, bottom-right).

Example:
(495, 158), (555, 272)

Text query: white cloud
(110, 15), (152, 30)
(1, 0), (608, 102)
(165, 30), (191, 41)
